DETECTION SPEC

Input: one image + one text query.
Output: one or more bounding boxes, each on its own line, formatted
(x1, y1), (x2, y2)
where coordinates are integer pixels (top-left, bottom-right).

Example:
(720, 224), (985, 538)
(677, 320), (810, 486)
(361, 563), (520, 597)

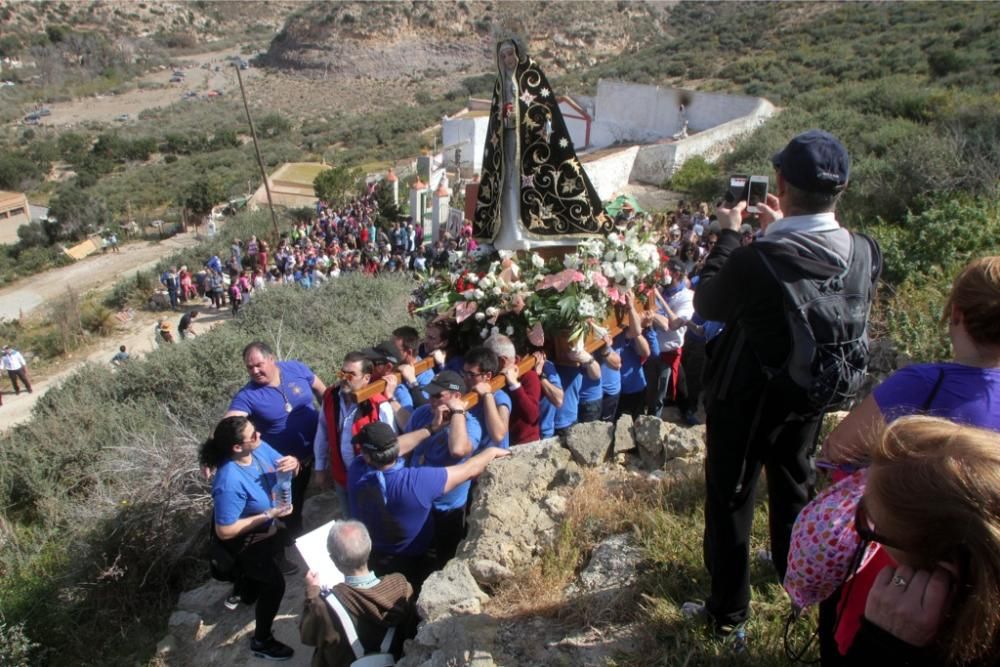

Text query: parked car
(37, 107), (51, 116)
(170, 75), (183, 83)
(114, 113), (130, 122)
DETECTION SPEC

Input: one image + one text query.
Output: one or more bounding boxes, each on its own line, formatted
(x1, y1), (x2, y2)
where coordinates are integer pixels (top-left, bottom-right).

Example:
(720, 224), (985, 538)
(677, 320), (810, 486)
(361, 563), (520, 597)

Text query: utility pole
(235, 63), (280, 244)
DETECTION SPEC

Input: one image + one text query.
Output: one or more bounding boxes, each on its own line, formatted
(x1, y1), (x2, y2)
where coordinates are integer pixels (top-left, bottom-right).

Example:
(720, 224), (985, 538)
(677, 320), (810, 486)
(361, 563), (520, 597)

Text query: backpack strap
(323, 588), (365, 659)
(380, 625), (397, 653)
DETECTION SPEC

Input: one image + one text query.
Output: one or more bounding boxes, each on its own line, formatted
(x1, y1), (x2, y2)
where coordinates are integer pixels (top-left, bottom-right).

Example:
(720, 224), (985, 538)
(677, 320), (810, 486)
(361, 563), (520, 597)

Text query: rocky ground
(157, 415), (709, 667)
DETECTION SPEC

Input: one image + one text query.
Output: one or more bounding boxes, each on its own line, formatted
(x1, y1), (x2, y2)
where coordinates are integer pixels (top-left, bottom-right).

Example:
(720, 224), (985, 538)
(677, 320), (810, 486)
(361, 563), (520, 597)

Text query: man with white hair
(300, 520), (417, 665)
(486, 334), (540, 445)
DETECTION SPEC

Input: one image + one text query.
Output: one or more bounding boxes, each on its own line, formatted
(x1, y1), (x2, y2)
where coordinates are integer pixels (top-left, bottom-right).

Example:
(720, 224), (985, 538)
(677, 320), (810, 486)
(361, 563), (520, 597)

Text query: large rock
(398, 615), (498, 667)
(633, 416), (704, 469)
(459, 438), (572, 586)
(565, 533), (642, 600)
(613, 413), (635, 453)
(417, 559), (489, 623)
(564, 421), (613, 466)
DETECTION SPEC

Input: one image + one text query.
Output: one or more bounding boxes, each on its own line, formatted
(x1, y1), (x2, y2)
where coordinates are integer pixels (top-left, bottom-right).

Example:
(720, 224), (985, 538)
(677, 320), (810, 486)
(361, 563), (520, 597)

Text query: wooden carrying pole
(354, 358), (435, 403)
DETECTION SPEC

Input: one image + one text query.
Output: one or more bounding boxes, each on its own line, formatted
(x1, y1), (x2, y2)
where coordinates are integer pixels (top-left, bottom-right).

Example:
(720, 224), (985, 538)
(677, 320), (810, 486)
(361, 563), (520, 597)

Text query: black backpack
(754, 232), (879, 416)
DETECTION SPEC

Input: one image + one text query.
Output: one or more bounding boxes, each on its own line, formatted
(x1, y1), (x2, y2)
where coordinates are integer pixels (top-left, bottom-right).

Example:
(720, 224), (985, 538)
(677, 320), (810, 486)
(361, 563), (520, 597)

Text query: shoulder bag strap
(921, 368), (947, 413)
(323, 589), (365, 659)
(380, 625), (397, 653)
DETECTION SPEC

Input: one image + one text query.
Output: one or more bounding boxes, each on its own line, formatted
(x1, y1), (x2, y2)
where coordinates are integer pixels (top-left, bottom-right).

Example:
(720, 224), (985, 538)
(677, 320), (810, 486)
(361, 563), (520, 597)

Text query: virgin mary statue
(473, 38), (610, 251)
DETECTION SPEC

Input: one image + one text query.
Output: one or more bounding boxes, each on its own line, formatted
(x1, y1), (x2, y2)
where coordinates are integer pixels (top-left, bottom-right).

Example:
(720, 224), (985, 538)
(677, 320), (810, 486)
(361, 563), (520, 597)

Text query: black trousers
(616, 390), (646, 421)
(7, 368), (31, 394)
(285, 459), (312, 541)
(600, 393), (620, 422)
(702, 391), (819, 627)
(235, 532), (286, 641)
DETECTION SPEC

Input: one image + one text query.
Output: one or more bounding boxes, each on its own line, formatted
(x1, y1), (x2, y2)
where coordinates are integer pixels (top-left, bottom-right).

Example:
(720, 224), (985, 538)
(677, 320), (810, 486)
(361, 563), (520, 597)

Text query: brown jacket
(300, 573), (416, 667)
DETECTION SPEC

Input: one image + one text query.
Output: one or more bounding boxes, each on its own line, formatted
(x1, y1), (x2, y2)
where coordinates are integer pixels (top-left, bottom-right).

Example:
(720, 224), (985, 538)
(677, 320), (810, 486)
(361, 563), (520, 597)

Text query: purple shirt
(873, 362), (1000, 430)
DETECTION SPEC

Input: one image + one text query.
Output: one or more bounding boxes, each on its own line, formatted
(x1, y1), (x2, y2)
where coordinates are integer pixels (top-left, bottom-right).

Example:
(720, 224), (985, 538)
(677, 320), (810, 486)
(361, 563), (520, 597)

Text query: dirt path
(40, 47), (260, 128)
(0, 233), (205, 320)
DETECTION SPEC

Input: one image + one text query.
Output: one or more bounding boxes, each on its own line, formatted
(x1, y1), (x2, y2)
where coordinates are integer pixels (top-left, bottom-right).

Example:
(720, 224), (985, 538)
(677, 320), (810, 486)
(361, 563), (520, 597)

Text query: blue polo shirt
(538, 360), (562, 438)
(470, 389), (512, 449)
(621, 331), (653, 394)
(406, 405), (483, 512)
(554, 365), (583, 430)
(580, 367), (602, 403)
(348, 458), (447, 557)
(228, 360), (318, 459)
(213, 442), (282, 526)
(600, 334), (627, 397)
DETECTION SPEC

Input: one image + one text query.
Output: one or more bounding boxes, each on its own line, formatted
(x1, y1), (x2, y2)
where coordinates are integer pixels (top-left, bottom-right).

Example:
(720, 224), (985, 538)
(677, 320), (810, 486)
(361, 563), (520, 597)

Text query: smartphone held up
(724, 174), (769, 213)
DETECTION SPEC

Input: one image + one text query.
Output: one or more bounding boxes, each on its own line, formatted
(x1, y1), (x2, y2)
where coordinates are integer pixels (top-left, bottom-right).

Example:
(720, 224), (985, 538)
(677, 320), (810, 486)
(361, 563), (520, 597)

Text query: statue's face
(499, 43), (518, 71)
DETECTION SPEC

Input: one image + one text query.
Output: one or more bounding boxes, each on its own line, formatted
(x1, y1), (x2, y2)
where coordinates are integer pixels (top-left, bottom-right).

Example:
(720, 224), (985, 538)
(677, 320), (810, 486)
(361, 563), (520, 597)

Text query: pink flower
(540, 269), (585, 293)
(528, 322), (545, 347)
(589, 271), (609, 289)
(455, 300), (478, 324)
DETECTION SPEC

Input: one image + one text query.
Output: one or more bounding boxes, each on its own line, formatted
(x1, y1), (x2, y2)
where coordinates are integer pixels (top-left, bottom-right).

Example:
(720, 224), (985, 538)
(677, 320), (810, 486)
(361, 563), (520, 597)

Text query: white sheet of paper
(294, 519), (345, 588)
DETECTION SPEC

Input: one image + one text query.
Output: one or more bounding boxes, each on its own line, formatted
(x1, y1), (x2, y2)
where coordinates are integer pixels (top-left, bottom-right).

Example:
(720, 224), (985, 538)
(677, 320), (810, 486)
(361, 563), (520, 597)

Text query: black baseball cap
(424, 370), (464, 395)
(771, 129), (850, 193)
(363, 340), (402, 365)
(353, 422), (398, 454)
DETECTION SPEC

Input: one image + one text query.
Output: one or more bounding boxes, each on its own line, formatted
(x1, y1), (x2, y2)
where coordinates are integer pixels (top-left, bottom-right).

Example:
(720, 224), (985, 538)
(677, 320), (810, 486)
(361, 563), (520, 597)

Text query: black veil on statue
(473, 39), (610, 245)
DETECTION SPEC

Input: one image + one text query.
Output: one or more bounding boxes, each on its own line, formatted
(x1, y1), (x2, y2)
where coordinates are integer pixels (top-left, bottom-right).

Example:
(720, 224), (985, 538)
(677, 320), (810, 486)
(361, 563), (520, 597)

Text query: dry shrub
(488, 468), (664, 625)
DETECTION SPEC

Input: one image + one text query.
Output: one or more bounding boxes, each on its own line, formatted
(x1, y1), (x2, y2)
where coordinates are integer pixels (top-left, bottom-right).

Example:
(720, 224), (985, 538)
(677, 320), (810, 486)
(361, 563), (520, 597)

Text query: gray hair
(485, 334), (516, 361)
(326, 520), (372, 573)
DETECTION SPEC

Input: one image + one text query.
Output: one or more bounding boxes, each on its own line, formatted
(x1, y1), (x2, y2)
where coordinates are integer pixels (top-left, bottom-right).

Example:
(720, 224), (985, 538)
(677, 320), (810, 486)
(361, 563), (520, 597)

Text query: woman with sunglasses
(199, 415), (300, 661)
(816, 256), (1000, 662)
(836, 416), (1000, 665)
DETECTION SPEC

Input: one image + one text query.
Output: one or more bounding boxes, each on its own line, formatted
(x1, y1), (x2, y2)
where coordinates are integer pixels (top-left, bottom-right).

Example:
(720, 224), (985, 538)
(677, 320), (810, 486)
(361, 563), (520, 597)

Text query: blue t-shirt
(873, 362), (1000, 431)
(621, 331), (651, 394)
(348, 458), (447, 557)
(470, 389), (512, 449)
(600, 335), (627, 397)
(580, 368), (602, 403)
(405, 405), (483, 511)
(555, 365), (583, 430)
(228, 360), (319, 459)
(212, 442), (282, 526)
(538, 360), (562, 438)
(393, 383), (413, 410)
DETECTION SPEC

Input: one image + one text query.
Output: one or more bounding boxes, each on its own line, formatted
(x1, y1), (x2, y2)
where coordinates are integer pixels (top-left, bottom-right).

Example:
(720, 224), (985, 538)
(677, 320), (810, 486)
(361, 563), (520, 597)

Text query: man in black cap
(363, 339), (413, 428)
(347, 421), (507, 589)
(685, 129), (882, 641)
(402, 369), (485, 562)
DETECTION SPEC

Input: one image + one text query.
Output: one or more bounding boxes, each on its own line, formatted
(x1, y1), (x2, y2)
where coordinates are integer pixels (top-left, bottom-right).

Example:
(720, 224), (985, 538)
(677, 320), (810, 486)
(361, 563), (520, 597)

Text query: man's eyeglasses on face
(463, 370), (486, 379)
(338, 369), (361, 379)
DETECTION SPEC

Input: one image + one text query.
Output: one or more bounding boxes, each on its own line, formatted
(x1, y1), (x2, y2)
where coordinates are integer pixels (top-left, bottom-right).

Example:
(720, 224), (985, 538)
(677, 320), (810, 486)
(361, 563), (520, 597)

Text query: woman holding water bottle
(199, 415), (300, 661)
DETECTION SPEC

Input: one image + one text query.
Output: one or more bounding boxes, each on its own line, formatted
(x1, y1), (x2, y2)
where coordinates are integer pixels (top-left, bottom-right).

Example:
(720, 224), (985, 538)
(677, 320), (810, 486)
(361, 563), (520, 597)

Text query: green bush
(664, 155), (722, 203)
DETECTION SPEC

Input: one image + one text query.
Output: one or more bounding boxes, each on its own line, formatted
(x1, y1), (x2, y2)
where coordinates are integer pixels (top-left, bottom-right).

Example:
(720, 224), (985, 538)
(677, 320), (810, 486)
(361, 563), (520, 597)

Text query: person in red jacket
(313, 351), (396, 515)
(487, 334), (541, 445)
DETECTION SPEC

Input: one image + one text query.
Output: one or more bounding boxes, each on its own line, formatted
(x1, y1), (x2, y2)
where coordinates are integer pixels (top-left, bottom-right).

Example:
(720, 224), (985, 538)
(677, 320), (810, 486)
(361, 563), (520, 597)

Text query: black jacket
(694, 226), (881, 412)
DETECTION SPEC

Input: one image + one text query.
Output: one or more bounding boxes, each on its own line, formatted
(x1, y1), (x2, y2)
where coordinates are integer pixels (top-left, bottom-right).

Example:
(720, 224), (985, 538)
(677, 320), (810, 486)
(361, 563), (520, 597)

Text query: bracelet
(450, 409), (466, 416)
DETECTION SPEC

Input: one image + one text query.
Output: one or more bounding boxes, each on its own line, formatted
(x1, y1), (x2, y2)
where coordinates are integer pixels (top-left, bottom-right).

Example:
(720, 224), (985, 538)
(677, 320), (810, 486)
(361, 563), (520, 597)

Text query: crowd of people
(197, 129), (1000, 666)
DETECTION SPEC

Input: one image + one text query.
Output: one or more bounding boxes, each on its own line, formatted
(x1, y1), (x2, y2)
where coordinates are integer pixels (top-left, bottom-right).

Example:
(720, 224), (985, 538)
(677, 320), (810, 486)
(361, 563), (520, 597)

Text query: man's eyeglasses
(462, 370), (486, 379)
(338, 369), (361, 379)
(854, 499), (904, 550)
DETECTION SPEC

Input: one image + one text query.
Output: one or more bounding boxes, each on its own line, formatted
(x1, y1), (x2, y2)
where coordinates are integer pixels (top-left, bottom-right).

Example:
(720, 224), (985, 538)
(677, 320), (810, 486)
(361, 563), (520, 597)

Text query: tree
(313, 166), (360, 209)
(181, 179), (224, 223)
(47, 186), (108, 242)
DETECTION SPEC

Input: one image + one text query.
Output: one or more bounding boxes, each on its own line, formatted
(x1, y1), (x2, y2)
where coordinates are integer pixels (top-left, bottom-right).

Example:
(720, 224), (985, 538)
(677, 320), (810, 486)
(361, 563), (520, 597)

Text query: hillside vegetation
(1, 2), (1000, 664)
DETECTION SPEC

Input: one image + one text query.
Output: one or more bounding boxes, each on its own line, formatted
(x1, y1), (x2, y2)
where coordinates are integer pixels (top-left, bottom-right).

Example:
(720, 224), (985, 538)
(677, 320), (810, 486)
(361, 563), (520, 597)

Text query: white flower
(491, 326), (500, 336)
(474, 289), (485, 300)
(479, 275), (494, 289)
(559, 137), (568, 148)
(563, 253), (581, 270)
(505, 325), (514, 335)
(465, 273), (478, 284)
(486, 306), (499, 318)
(531, 253), (545, 269)
(463, 289), (477, 300)
(480, 328), (489, 338)
(624, 262), (639, 277)
(492, 286), (502, 296)
(602, 262), (615, 277)
(578, 296), (597, 318)
(604, 250), (616, 262)
(475, 312), (486, 321)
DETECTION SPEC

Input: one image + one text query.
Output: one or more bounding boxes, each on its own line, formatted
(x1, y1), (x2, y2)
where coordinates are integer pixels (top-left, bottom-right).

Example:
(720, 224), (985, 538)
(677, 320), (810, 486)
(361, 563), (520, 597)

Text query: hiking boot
(250, 635), (294, 661)
(223, 594), (241, 611)
(681, 601), (748, 651)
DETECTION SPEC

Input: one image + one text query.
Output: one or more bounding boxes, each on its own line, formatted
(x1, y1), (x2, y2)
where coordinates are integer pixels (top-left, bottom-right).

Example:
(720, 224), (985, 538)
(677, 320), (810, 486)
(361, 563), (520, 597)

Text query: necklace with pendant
(274, 369), (293, 413)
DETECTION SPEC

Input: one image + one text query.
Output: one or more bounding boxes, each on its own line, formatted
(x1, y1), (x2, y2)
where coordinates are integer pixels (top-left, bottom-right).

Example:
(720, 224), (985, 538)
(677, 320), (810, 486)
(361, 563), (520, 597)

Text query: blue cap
(771, 129), (850, 193)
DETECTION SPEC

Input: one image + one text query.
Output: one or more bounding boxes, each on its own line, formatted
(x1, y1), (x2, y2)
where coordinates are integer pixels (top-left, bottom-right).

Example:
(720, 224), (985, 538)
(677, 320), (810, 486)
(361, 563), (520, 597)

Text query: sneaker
(756, 548), (773, 564)
(250, 635), (294, 661)
(720, 624), (748, 653)
(223, 594), (241, 611)
(276, 554), (299, 576)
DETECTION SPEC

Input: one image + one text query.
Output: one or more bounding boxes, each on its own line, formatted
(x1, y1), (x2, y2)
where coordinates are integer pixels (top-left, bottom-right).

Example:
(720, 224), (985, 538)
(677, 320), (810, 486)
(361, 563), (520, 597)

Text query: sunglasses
(854, 499), (905, 550)
(338, 369), (362, 379)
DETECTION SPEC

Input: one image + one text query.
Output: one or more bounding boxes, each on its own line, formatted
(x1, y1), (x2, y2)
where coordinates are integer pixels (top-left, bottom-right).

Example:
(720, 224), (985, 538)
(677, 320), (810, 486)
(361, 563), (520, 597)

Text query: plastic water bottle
(275, 470), (292, 510)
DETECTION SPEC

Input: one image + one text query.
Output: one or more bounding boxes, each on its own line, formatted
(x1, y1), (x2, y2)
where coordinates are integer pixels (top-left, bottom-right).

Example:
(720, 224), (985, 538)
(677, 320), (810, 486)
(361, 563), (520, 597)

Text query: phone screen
(748, 178), (768, 210)
(726, 176), (747, 204)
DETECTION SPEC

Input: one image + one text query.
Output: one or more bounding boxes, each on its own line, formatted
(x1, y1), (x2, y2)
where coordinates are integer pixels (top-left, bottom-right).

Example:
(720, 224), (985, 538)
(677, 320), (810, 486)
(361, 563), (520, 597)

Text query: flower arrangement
(412, 229), (662, 351)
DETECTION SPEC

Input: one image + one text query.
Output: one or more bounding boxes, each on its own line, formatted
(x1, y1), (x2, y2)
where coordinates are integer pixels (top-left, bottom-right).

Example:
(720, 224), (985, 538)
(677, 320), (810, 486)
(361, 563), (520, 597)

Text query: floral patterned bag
(784, 468), (876, 609)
